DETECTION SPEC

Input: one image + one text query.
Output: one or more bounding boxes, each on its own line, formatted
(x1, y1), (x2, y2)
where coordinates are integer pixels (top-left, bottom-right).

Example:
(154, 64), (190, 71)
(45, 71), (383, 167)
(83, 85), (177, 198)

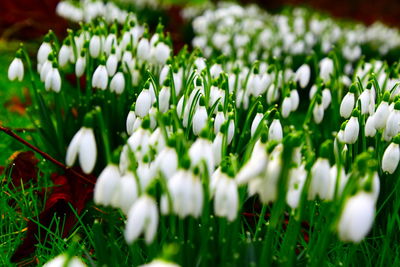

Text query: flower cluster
(188, 3), (400, 66)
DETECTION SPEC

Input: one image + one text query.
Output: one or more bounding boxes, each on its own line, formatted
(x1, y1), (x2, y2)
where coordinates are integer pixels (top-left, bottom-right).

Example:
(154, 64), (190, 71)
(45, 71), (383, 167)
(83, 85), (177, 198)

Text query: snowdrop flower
(343, 111), (360, 144)
(104, 33), (117, 55)
(286, 165), (307, 209)
(359, 89), (372, 115)
(211, 171), (238, 222)
(126, 108), (136, 136)
(136, 83), (152, 118)
(139, 259), (180, 267)
(189, 136), (215, 176)
(127, 121), (151, 157)
(365, 115), (376, 137)
(290, 89), (300, 111)
(166, 167), (204, 218)
(37, 39), (52, 64)
(75, 54), (86, 78)
(158, 83), (171, 113)
(267, 84), (280, 104)
(384, 102), (400, 139)
(192, 97), (208, 135)
(45, 65), (62, 92)
(340, 85), (356, 118)
(8, 55), (24, 81)
(227, 118), (235, 145)
(92, 64), (108, 90)
(374, 93), (390, 130)
(40, 58), (53, 82)
(327, 165), (348, 200)
(125, 195), (158, 244)
(248, 145), (282, 203)
(106, 52), (118, 77)
(154, 42), (170, 65)
(382, 141), (400, 174)
(65, 116), (97, 174)
(313, 101), (324, 124)
(113, 172), (139, 214)
(269, 118), (283, 141)
(89, 34), (102, 58)
(154, 143), (178, 179)
(110, 72), (125, 94)
(295, 64), (310, 88)
(137, 37), (151, 61)
(94, 164), (121, 206)
(58, 41), (73, 67)
(281, 96), (292, 118)
(322, 88), (332, 109)
(338, 191), (376, 243)
(210, 63), (223, 79)
(319, 57), (334, 82)
(43, 254), (85, 267)
(214, 106), (225, 134)
(212, 132), (223, 166)
(309, 156), (331, 200)
(251, 111), (264, 137)
(236, 139), (268, 185)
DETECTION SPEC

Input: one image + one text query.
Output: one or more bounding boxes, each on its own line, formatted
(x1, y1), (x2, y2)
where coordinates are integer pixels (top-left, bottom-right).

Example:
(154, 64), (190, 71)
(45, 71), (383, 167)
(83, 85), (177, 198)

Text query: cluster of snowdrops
(7, 1), (400, 266)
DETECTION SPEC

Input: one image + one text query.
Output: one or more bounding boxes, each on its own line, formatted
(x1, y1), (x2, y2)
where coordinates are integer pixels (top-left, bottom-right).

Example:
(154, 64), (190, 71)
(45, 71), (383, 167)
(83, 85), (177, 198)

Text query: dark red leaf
(6, 151), (39, 188)
(11, 170), (96, 263)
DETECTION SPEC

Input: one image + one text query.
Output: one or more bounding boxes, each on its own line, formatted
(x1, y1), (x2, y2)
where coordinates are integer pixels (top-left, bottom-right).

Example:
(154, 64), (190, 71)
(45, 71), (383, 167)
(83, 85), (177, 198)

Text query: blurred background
(1, 0), (400, 41)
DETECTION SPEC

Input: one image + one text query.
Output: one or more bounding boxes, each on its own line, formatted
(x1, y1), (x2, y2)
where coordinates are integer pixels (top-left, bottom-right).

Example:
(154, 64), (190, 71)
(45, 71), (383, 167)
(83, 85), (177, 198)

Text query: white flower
(89, 35), (101, 58)
(382, 142), (400, 174)
(212, 132), (223, 166)
(290, 90), (300, 111)
(106, 54), (118, 77)
(40, 60), (52, 82)
(126, 110), (136, 136)
(308, 158), (331, 200)
(58, 44), (72, 67)
(37, 42), (52, 64)
(286, 165), (307, 209)
(92, 65), (108, 90)
(43, 254), (86, 267)
(128, 127), (150, 157)
(359, 90), (371, 115)
(104, 34), (117, 55)
(139, 259), (180, 267)
(158, 86), (171, 113)
(94, 164), (121, 206)
(154, 146), (178, 179)
(227, 119), (235, 145)
(248, 146), (282, 203)
(45, 67), (62, 92)
(192, 105), (208, 135)
(110, 72), (125, 94)
(211, 172), (238, 222)
(384, 107), (400, 138)
(322, 89), (331, 109)
(214, 111), (225, 134)
(75, 56), (86, 77)
(189, 138), (215, 176)
(340, 92), (355, 118)
(327, 165), (348, 200)
(137, 38), (150, 61)
(66, 127), (97, 174)
(313, 103), (324, 124)
(113, 172), (138, 214)
(344, 116), (359, 144)
(269, 119), (283, 141)
(236, 140), (268, 185)
(136, 89), (152, 118)
(295, 64), (310, 88)
(251, 113), (263, 137)
(154, 42), (170, 65)
(166, 169), (204, 218)
(8, 58), (24, 81)
(365, 115), (376, 137)
(374, 100), (390, 130)
(281, 97), (292, 118)
(338, 192), (376, 243)
(125, 195), (158, 244)
(319, 57), (334, 82)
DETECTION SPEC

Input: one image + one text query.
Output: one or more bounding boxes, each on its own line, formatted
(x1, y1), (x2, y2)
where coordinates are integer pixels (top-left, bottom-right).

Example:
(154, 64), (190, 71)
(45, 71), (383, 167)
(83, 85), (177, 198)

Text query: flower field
(1, 1), (400, 266)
